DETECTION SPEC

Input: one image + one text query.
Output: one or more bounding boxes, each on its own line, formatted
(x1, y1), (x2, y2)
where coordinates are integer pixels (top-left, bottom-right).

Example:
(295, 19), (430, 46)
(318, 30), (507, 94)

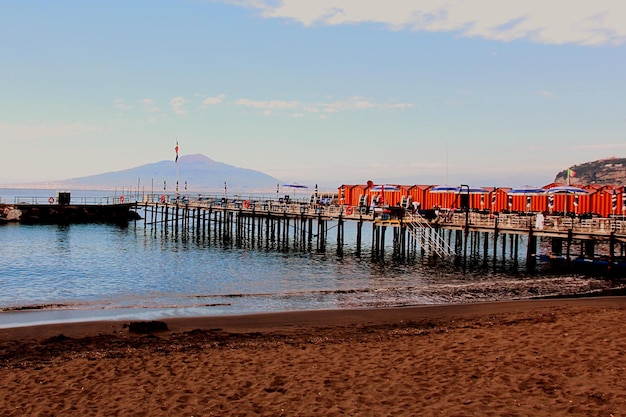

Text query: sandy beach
(1, 297), (625, 416)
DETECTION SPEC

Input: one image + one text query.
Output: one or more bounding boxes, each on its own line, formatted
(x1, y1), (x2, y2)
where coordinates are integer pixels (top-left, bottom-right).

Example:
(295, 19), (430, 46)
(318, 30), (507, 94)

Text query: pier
(133, 195), (626, 273)
(2, 190), (625, 272)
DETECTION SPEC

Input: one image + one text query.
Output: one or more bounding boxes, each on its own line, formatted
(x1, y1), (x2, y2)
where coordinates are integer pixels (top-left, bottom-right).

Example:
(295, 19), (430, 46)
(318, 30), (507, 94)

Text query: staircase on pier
(403, 212), (453, 257)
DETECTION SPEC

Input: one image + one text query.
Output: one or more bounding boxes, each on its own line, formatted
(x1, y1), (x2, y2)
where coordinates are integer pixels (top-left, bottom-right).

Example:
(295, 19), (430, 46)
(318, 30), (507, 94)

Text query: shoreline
(2, 296), (626, 416)
(1, 295), (624, 341)
(2, 283), (625, 332)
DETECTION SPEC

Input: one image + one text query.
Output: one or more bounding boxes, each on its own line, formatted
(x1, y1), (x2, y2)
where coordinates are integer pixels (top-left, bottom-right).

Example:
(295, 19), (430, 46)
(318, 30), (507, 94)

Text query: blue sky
(1, 0), (625, 189)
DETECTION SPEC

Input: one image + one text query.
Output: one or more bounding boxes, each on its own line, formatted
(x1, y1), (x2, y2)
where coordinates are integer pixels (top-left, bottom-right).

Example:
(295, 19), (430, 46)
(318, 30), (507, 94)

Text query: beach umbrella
(507, 186), (546, 195)
(546, 185), (588, 215)
(283, 182), (308, 189)
(457, 186), (489, 210)
(548, 194), (555, 211)
(546, 185), (588, 195)
(369, 184), (400, 205)
(282, 183), (308, 199)
(370, 184), (400, 192)
(508, 186), (545, 212)
(310, 183), (318, 204)
(430, 185), (460, 193)
(429, 185), (460, 209)
(466, 186), (489, 194)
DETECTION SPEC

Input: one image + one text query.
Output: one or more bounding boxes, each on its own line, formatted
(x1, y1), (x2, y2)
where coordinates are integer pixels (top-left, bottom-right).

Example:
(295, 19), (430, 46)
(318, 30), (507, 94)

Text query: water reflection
(0, 220), (622, 316)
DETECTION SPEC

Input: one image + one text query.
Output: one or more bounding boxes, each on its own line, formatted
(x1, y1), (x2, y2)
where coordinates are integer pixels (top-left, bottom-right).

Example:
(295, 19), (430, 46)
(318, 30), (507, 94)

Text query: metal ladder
(403, 212), (453, 257)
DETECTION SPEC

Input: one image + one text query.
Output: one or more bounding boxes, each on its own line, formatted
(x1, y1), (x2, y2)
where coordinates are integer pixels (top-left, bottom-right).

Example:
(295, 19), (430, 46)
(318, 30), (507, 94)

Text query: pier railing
(10, 195), (129, 205)
(145, 197), (375, 220)
(436, 212), (626, 237)
(140, 197), (626, 238)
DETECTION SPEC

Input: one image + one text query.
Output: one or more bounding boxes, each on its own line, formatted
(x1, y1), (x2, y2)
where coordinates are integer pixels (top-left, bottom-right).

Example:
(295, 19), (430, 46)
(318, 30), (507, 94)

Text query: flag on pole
(566, 167), (575, 185)
(175, 141), (179, 163)
(567, 168), (575, 185)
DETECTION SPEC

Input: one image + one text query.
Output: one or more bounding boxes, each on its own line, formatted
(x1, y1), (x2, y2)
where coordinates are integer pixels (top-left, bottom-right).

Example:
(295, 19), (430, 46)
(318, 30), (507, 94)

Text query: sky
(1, 0), (625, 189)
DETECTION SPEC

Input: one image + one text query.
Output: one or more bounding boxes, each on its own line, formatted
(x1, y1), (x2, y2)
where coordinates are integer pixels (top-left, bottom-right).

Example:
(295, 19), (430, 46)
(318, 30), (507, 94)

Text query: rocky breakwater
(0, 205), (22, 223)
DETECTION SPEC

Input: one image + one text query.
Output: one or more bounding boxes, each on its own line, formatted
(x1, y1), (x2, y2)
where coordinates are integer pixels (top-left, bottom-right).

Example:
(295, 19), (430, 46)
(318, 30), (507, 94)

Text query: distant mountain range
(554, 157), (626, 186)
(21, 154), (284, 193)
(6, 155), (623, 193)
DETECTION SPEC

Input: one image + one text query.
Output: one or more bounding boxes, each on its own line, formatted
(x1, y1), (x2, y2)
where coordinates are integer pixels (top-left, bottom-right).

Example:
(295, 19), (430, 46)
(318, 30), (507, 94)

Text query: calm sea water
(0, 188), (621, 328)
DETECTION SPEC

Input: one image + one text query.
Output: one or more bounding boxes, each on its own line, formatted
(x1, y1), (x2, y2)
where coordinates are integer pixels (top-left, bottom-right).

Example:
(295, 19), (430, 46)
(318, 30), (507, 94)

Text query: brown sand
(1, 297), (625, 416)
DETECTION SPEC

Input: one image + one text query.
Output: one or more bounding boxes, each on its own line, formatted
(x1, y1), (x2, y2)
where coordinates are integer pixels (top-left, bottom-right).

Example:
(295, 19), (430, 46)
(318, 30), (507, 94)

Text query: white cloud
(230, 0), (626, 46)
(235, 96), (414, 115)
(235, 98), (300, 110)
(203, 94), (227, 106)
(170, 96), (188, 116)
(141, 98), (160, 113)
(536, 90), (556, 99)
(114, 99), (132, 111)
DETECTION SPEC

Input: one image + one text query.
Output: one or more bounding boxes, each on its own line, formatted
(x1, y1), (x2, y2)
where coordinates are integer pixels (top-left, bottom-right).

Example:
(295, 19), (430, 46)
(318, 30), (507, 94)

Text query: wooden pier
(133, 196), (626, 272)
(2, 190), (624, 272)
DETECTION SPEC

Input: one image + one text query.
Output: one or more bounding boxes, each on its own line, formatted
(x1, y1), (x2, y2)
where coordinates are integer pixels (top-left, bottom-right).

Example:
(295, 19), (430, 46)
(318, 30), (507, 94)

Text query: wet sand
(1, 297), (625, 416)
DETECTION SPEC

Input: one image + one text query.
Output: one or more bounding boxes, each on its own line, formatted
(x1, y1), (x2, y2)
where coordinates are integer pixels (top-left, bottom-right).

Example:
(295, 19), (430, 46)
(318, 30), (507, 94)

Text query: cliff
(554, 157), (626, 186)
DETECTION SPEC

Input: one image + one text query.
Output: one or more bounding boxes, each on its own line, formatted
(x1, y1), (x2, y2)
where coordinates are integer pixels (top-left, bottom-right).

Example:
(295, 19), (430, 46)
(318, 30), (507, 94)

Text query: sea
(0, 188), (623, 328)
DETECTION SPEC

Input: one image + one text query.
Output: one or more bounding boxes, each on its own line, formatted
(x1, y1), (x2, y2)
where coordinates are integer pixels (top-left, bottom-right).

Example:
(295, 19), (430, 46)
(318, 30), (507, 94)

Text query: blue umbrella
(508, 186), (545, 211)
(507, 186), (546, 195)
(465, 186), (490, 194)
(282, 183), (308, 199)
(283, 183), (308, 189)
(432, 185), (488, 194)
(546, 185), (588, 194)
(430, 185), (460, 193)
(546, 185), (587, 215)
(370, 184), (400, 192)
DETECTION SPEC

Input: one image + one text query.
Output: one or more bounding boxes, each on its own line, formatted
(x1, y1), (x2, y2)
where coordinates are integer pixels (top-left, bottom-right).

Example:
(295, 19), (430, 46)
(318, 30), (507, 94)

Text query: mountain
(554, 157), (626, 186)
(59, 154), (282, 193)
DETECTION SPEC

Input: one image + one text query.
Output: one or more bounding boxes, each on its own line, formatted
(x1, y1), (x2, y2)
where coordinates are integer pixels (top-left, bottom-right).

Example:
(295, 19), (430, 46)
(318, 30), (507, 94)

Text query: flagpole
(567, 168), (570, 186)
(175, 140), (179, 198)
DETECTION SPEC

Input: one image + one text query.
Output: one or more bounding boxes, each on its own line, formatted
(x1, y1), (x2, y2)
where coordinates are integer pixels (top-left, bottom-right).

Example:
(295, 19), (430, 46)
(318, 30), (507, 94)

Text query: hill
(554, 157), (626, 186)
(50, 154), (282, 193)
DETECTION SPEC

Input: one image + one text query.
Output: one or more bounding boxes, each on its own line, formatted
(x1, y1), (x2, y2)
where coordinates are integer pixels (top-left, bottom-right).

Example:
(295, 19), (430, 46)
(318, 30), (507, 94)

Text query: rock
(125, 321), (169, 334)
